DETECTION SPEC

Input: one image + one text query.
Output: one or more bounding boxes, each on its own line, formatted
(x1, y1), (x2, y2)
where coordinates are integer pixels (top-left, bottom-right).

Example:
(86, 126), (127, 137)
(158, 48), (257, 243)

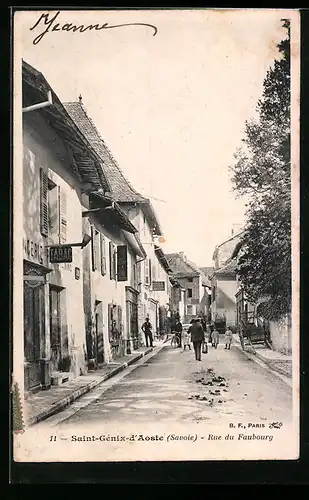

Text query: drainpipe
(22, 90), (53, 113)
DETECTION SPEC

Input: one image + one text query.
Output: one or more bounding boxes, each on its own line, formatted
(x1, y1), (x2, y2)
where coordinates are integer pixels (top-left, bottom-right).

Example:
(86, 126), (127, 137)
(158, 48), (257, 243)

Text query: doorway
(24, 283), (44, 391)
(49, 286), (62, 372)
(94, 301), (104, 365)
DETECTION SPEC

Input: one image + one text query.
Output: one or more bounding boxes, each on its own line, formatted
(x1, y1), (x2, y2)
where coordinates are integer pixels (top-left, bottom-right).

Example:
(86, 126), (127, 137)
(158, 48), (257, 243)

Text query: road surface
(42, 341), (293, 427)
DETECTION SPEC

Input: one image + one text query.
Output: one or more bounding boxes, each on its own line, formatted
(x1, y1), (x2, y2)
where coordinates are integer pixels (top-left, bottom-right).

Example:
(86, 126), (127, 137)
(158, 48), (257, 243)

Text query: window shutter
(145, 259), (149, 284)
(108, 303), (113, 341)
(58, 188), (67, 244)
(116, 245), (128, 282)
(149, 259), (152, 287)
(100, 233), (106, 275)
(133, 263), (137, 288)
(109, 242), (113, 279)
(40, 168), (49, 236)
(113, 244), (117, 280)
(118, 305), (122, 336)
(137, 261), (141, 284)
(91, 226), (97, 271)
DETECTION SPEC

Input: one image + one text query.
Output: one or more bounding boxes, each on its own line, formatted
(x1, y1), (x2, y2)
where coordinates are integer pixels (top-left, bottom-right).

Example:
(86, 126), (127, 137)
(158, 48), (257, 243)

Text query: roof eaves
(22, 61), (111, 193)
(140, 199), (163, 236)
(89, 192), (137, 234)
(154, 246), (172, 273)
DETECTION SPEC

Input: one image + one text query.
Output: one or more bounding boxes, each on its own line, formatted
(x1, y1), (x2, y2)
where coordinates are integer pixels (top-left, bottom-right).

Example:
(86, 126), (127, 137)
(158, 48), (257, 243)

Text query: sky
(16, 9), (288, 266)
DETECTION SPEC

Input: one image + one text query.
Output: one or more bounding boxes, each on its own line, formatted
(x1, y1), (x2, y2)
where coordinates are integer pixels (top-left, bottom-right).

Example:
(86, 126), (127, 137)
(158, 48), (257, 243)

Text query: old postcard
(12, 8), (300, 463)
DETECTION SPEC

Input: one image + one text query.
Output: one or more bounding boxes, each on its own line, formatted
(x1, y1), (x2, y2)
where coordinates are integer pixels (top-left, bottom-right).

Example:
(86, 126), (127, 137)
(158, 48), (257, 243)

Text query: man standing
(190, 319), (205, 361)
(174, 319), (183, 348)
(141, 317), (153, 348)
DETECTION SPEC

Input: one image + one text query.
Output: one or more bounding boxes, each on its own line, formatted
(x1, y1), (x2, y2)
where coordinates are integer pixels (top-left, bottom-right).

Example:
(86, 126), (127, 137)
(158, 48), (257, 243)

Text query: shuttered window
(100, 233), (106, 275)
(108, 303), (113, 341)
(144, 259), (149, 284)
(58, 187), (67, 244)
(149, 259), (152, 287)
(109, 242), (117, 280)
(91, 226), (101, 272)
(117, 305), (123, 336)
(137, 261), (141, 284)
(40, 168), (49, 236)
(116, 245), (128, 282)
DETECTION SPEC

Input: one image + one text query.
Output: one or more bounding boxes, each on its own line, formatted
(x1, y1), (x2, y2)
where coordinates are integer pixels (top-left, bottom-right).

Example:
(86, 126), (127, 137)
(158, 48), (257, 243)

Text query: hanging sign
(152, 281), (165, 291)
(49, 245), (73, 263)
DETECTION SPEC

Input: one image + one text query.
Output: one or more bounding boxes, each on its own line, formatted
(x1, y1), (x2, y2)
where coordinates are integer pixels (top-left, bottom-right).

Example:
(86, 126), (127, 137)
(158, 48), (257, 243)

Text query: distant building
(210, 231), (243, 330)
(166, 252), (211, 323)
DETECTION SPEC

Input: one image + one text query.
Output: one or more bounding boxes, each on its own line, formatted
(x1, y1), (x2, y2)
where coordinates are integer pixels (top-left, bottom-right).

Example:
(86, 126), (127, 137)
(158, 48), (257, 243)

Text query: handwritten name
(30, 11), (158, 45)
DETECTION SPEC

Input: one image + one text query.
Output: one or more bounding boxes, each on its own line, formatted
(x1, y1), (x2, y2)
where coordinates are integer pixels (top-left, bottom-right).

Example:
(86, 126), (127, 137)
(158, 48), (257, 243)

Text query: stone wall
(269, 314), (292, 355)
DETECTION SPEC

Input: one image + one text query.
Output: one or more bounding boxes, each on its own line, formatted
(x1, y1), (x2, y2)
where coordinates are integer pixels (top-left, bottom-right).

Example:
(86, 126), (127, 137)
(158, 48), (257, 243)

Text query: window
(100, 233), (106, 275)
(40, 168), (49, 236)
(58, 187), (67, 244)
(187, 288), (193, 298)
(109, 241), (117, 280)
(136, 261), (142, 284)
(131, 262), (137, 289)
(144, 259), (150, 285)
(152, 263), (156, 282)
(91, 226), (100, 271)
(187, 305), (193, 315)
(108, 303), (122, 342)
(149, 259), (152, 286)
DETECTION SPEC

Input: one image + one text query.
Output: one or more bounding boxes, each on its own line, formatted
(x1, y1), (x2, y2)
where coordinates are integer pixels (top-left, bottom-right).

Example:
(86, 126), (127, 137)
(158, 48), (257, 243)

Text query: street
(44, 341), (292, 427)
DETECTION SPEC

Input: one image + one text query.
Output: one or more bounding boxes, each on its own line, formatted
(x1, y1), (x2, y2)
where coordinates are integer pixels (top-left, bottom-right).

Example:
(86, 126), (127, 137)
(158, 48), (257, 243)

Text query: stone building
(209, 231), (243, 331)
(64, 99), (168, 346)
(22, 60), (111, 394)
(166, 252), (210, 323)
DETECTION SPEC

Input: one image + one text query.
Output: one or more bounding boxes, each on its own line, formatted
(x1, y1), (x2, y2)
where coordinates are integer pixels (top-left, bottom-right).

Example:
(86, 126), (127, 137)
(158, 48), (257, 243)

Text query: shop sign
(49, 245), (73, 263)
(152, 281), (165, 291)
(23, 237), (45, 265)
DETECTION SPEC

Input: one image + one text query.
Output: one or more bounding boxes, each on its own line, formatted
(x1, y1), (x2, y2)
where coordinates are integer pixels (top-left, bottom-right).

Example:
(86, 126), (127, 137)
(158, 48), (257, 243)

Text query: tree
(230, 20), (291, 321)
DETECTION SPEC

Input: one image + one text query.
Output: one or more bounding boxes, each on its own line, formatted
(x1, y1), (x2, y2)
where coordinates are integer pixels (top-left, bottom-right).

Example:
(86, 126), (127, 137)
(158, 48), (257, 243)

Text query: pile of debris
(188, 368), (229, 406)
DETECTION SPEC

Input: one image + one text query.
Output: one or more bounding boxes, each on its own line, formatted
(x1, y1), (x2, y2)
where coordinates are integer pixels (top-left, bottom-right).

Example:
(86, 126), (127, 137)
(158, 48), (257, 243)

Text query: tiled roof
(64, 101), (163, 235)
(166, 253), (210, 285)
(200, 266), (215, 278)
(214, 259), (237, 277)
(166, 253), (199, 277)
(186, 260), (210, 287)
(64, 102), (145, 203)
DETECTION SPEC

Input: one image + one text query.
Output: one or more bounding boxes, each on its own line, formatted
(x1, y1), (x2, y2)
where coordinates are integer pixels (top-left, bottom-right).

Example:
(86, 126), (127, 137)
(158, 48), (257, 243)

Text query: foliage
(230, 20), (291, 321)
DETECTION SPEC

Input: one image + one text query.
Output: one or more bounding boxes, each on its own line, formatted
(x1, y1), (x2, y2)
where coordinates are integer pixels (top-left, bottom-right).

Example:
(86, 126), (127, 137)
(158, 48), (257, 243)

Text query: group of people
(173, 318), (234, 361)
(141, 316), (234, 361)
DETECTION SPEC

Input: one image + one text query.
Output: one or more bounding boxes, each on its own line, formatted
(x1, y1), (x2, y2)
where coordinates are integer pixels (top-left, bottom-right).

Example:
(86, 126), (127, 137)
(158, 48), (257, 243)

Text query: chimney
(231, 223), (243, 236)
(179, 252), (186, 261)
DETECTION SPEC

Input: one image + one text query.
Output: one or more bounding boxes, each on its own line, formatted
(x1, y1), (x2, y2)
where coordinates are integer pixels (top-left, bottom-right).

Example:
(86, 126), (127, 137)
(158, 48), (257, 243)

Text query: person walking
(212, 328), (220, 349)
(174, 319), (183, 348)
(141, 317), (153, 348)
(224, 327), (233, 350)
(190, 319), (205, 361)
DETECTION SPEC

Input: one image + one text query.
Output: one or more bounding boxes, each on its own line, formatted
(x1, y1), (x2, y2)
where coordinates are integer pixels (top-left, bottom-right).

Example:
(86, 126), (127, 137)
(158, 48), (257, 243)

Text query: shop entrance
(49, 286), (62, 372)
(24, 283), (44, 391)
